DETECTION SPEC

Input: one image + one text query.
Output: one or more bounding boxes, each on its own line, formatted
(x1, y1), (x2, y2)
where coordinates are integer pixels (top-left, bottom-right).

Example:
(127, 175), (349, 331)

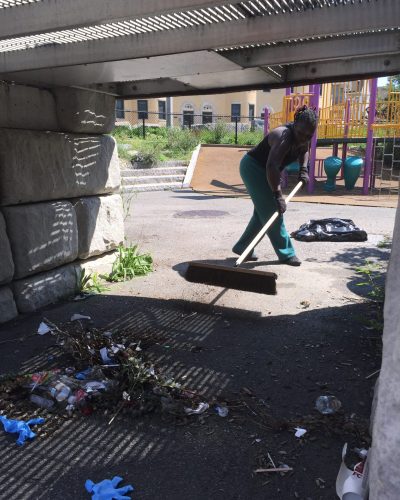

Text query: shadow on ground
(0, 293), (381, 500)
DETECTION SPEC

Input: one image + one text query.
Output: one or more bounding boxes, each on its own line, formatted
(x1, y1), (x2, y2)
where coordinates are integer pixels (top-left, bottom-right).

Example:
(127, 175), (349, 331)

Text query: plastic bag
(291, 218), (368, 242)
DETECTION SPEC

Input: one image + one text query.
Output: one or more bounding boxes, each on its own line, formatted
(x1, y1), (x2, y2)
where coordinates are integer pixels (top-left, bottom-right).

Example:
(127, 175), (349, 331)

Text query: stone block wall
(0, 82), (124, 323)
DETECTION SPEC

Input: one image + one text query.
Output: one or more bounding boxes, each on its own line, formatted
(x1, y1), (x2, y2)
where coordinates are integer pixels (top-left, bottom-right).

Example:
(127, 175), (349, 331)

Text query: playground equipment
(344, 157), (364, 190)
(267, 79), (400, 195)
(323, 156), (342, 192)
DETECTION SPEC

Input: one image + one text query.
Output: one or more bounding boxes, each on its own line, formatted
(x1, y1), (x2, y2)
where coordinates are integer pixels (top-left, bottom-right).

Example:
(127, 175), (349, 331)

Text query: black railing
(115, 110), (264, 144)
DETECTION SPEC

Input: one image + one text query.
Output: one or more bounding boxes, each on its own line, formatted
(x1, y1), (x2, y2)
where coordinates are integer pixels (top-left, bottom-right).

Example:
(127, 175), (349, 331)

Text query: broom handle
(235, 181), (303, 267)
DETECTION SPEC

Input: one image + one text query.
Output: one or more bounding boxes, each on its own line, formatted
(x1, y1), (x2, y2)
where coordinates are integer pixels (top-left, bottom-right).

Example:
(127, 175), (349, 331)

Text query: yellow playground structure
(268, 78), (400, 195)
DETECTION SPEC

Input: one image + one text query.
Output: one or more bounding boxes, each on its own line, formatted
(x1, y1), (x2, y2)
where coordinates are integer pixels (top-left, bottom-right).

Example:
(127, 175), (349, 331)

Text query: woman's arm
(265, 129), (292, 214)
(298, 147), (310, 185)
(266, 129), (291, 192)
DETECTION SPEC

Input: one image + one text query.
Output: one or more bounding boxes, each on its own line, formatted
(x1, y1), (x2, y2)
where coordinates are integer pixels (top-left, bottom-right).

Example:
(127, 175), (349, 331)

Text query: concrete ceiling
(0, 0), (399, 97)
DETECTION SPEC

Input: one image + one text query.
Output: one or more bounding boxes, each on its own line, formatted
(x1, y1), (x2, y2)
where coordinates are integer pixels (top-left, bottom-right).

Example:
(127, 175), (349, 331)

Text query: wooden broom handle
(235, 181), (303, 267)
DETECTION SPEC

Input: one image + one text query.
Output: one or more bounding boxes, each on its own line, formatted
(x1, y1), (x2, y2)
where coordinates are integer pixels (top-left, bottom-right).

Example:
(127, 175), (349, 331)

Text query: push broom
(184, 181), (303, 295)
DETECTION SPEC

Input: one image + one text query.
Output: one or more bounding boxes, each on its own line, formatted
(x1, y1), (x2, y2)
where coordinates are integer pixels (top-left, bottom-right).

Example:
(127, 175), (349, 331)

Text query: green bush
(166, 127), (198, 153)
(134, 142), (163, 166)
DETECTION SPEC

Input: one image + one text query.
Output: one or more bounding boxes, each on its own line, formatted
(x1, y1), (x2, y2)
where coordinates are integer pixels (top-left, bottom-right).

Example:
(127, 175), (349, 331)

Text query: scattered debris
(185, 402), (209, 415)
(70, 314), (92, 322)
(365, 369), (380, 380)
(254, 466), (293, 474)
(0, 415), (45, 446)
(294, 427), (307, 438)
(215, 405), (229, 417)
(315, 395), (342, 415)
(37, 322), (53, 336)
(85, 476), (134, 499)
(299, 300), (310, 309)
(336, 444), (369, 499)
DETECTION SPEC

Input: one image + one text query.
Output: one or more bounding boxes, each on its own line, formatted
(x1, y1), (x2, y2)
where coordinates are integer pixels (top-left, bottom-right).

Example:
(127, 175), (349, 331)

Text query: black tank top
(247, 124), (299, 171)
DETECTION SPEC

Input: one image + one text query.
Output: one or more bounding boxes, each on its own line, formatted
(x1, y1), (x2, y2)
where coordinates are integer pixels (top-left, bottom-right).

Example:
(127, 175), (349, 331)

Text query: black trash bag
(291, 218), (368, 242)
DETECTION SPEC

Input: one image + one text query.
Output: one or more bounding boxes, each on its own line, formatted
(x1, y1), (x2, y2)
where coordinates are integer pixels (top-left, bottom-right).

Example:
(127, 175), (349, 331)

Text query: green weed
(105, 245), (153, 282)
(79, 269), (110, 294)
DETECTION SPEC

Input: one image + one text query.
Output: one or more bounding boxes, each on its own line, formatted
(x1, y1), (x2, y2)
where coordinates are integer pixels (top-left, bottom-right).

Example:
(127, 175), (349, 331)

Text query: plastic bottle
(315, 395), (342, 415)
(30, 394), (55, 409)
(49, 381), (71, 402)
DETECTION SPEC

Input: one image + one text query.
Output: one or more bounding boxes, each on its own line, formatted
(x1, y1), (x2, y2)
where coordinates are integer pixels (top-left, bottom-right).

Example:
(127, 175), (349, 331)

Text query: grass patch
(104, 244), (153, 282)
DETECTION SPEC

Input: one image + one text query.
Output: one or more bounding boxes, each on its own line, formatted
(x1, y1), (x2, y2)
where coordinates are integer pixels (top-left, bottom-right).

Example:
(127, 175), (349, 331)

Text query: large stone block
(0, 286), (18, 323)
(76, 251), (117, 278)
(0, 211), (14, 284)
(13, 264), (79, 313)
(0, 129), (120, 206)
(0, 82), (58, 131)
(3, 201), (78, 279)
(52, 87), (115, 134)
(73, 194), (124, 259)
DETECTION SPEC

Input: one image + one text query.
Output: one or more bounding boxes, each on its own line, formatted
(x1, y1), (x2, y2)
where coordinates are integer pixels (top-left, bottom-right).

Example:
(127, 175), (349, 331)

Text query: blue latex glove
(0, 415), (45, 446)
(85, 476), (134, 499)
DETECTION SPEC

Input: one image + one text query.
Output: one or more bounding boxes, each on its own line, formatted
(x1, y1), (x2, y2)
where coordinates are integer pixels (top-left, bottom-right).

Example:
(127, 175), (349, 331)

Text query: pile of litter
(0, 316), (213, 440)
(291, 218), (368, 242)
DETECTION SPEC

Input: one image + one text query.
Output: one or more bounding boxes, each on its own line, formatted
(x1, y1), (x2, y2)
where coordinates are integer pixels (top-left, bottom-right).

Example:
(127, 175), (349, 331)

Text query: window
(202, 112), (213, 124)
(158, 100), (166, 120)
(231, 103), (241, 122)
(248, 104), (255, 119)
(137, 100), (148, 119)
(115, 99), (125, 119)
(183, 111), (194, 127)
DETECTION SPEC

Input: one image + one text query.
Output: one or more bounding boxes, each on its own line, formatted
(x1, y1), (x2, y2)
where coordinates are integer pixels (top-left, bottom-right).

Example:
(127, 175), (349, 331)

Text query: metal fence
(115, 110), (265, 144)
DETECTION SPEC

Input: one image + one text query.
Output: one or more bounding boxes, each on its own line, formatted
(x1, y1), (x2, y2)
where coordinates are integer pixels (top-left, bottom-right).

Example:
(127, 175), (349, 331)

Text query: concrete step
(121, 166), (187, 178)
(121, 182), (183, 192)
(122, 174), (185, 185)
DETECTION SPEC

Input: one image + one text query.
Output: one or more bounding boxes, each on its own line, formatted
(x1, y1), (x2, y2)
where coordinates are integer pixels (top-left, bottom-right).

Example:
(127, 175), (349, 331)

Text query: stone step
(120, 166), (187, 177)
(122, 174), (185, 185)
(121, 182), (183, 192)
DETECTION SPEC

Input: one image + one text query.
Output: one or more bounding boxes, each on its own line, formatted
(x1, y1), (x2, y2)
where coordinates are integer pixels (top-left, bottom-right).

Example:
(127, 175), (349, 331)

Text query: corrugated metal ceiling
(0, 0), (377, 53)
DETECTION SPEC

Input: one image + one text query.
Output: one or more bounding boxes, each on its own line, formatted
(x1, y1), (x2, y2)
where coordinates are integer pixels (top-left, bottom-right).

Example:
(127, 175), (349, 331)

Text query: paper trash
(37, 322), (53, 335)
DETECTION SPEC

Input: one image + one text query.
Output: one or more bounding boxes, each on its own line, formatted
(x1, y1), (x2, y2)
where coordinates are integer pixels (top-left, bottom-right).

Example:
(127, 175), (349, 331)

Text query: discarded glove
(0, 415), (45, 446)
(85, 476), (134, 500)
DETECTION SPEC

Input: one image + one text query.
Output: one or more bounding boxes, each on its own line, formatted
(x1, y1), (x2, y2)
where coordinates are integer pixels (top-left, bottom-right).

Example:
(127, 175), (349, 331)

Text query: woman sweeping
(232, 105), (317, 266)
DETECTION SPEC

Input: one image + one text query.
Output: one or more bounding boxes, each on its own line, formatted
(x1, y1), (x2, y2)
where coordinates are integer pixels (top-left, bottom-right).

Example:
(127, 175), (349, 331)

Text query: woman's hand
(274, 191), (287, 214)
(298, 167), (309, 186)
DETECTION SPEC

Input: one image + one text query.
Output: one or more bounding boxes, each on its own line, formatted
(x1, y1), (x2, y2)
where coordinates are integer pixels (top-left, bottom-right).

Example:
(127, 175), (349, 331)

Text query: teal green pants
(232, 154), (296, 261)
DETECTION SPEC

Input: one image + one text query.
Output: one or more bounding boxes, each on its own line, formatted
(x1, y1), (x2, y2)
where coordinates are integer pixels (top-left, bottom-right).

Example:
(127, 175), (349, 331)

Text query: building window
(248, 104), (255, 119)
(231, 103), (241, 122)
(202, 112), (213, 124)
(158, 100), (166, 120)
(183, 111), (194, 127)
(138, 100), (148, 119)
(116, 99), (125, 119)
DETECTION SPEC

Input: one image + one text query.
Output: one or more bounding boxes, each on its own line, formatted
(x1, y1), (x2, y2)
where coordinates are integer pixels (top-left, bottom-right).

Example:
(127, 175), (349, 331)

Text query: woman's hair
(294, 105), (317, 127)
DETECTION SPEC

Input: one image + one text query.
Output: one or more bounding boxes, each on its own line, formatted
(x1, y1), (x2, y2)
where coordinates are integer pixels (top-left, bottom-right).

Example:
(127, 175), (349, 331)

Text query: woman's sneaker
(283, 256), (302, 266)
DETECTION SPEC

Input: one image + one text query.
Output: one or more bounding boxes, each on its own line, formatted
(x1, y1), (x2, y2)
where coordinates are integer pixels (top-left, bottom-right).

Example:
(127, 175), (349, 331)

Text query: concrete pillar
(370, 201), (400, 499)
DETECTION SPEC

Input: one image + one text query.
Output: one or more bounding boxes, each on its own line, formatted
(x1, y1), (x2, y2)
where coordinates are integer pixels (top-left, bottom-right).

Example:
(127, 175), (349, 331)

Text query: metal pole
(308, 84), (320, 194)
(363, 78), (378, 195)
(142, 116), (146, 138)
(263, 106), (269, 136)
(341, 98), (351, 165)
(166, 97), (172, 128)
(235, 116), (238, 144)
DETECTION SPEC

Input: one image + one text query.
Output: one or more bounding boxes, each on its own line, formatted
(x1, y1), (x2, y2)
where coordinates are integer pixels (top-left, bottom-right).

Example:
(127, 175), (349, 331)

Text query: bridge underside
(0, 0), (399, 97)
